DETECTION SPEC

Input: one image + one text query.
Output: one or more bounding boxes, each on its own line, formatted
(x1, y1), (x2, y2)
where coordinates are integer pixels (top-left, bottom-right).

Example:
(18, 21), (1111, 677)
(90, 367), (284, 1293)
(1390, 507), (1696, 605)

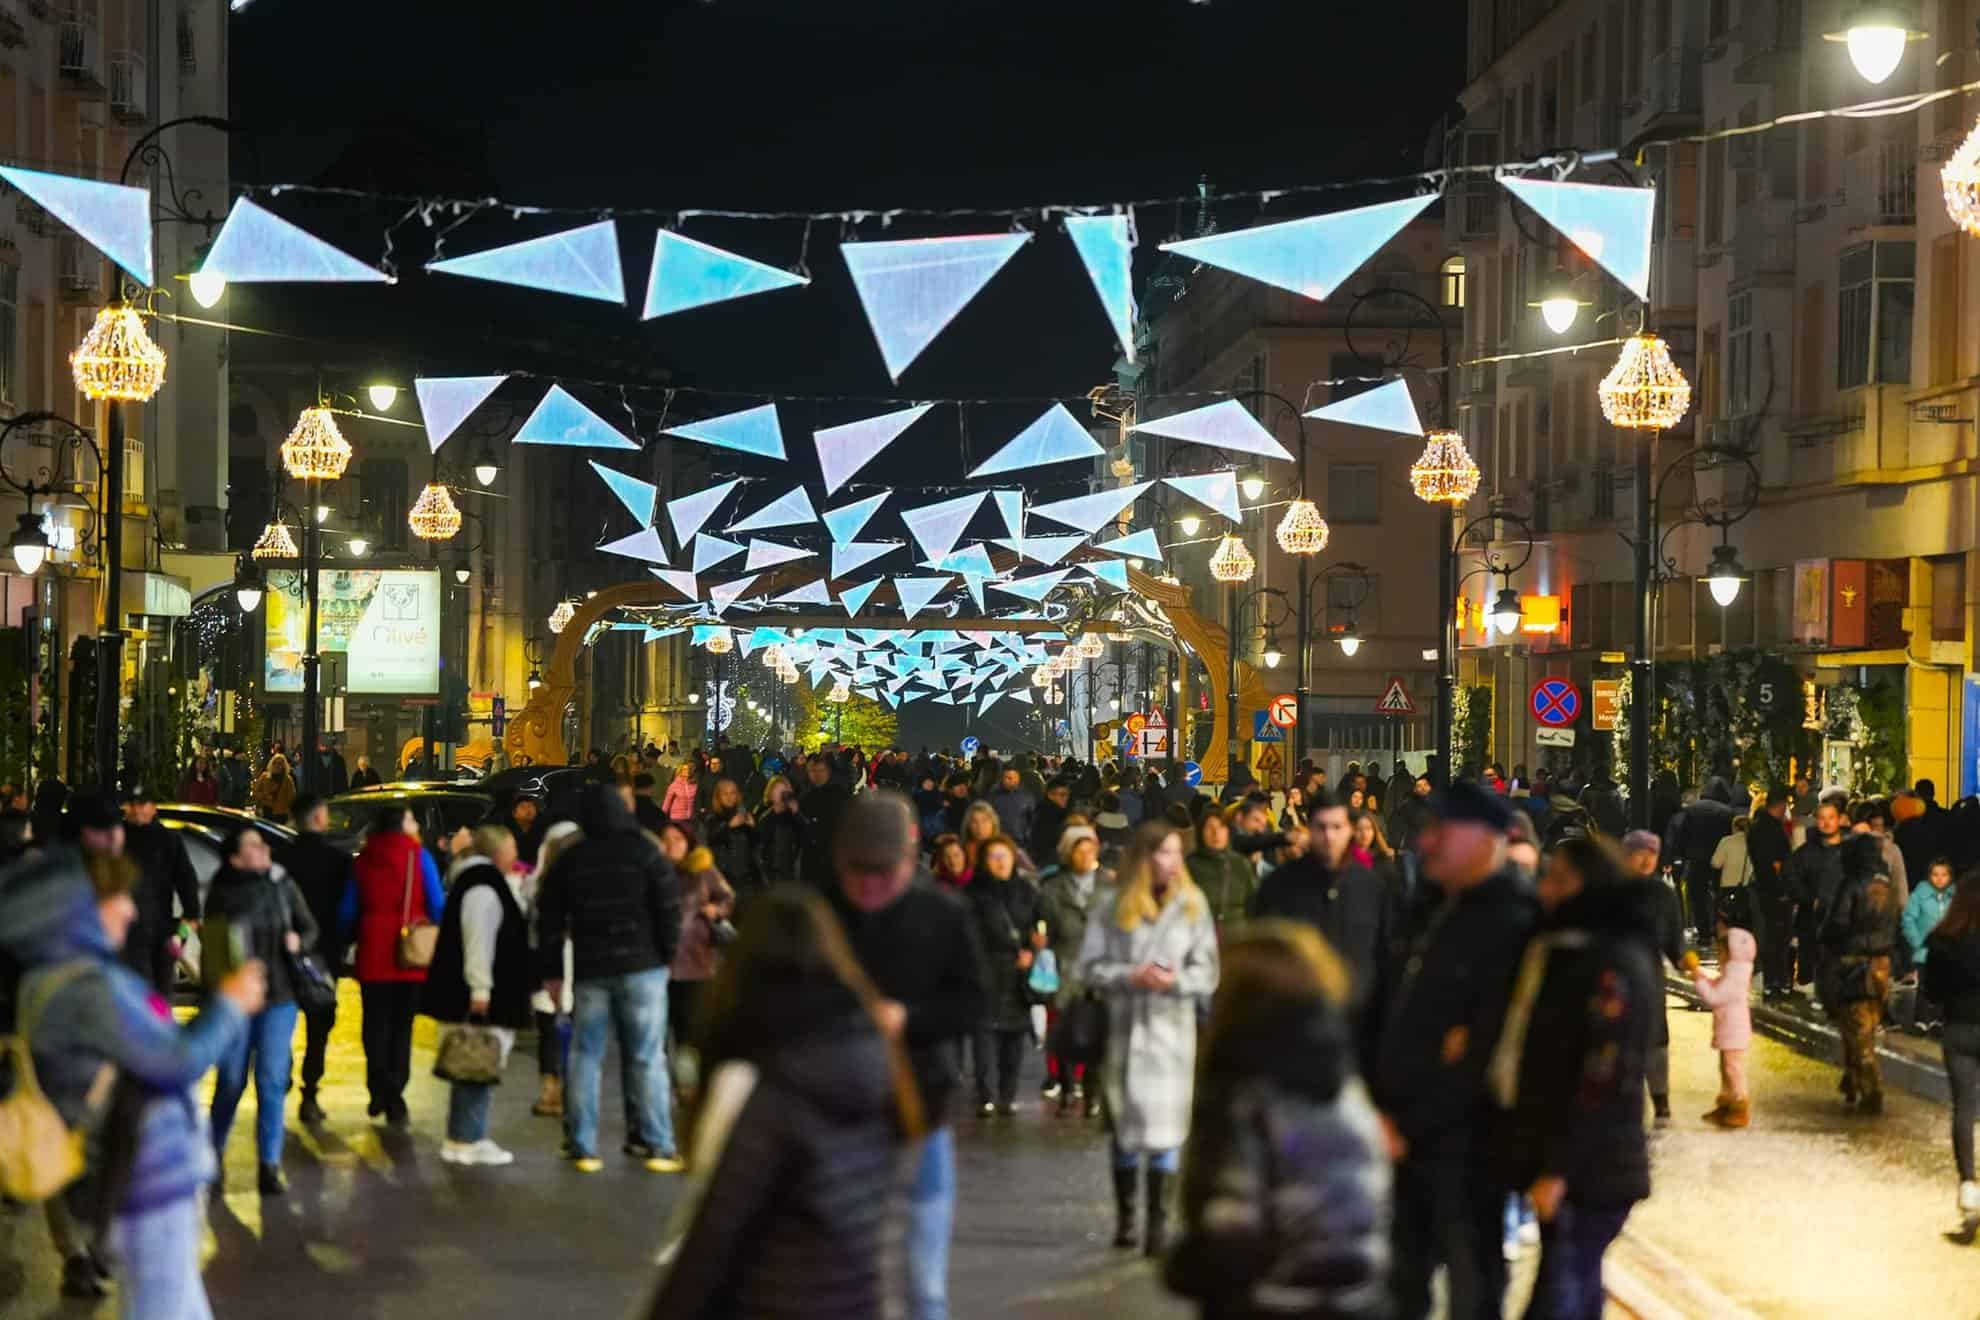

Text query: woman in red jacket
(338, 806), (446, 1125)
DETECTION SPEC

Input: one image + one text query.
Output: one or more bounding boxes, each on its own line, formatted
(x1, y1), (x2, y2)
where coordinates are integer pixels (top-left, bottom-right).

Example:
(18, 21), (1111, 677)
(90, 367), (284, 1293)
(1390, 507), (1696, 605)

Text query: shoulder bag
(433, 1017), (504, 1085)
(275, 882), (338, 1015)
(0, 961), (115, 1202)
(396, 849), (440, 970)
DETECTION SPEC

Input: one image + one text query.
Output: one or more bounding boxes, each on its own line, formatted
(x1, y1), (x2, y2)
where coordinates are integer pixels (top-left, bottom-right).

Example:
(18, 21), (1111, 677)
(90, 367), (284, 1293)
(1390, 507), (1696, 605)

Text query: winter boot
(298, 1090), (326, 1125)
(1651, 1094), (1672, 1129)
(1700, 1095), (1729, 1124)
(1713, 1099), (1750, 1129)
(1111, 1168), (1138, 1248)
(532, 1074), (564, 1117)
(1143, 1169), (1173, 1258)
(1958, 1180), (1980, 1220)
(1857, 1089), (1884, 1117)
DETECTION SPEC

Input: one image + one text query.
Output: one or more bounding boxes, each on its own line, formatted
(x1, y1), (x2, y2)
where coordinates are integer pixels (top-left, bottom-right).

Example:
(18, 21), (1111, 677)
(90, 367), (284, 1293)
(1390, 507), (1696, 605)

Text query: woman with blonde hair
(252, 752), (297, 823)
(1077, 820), (1219, 1255)
(962, 799), (1035, 876)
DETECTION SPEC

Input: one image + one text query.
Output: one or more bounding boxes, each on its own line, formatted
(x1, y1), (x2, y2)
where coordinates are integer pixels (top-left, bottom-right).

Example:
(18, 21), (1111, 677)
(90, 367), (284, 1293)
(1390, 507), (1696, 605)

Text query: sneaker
(1041, 1081), (1062, 1101)
(298, 1094), (326, 1125)
(1959, 1181), (1980, 1215)
(257, 1163), (287, 1196)
(1652, 1112), (1673, 1130)
(572, 1156), (604, 1174)
(643, 1154), (686, 1174)
(467, 1140), (515, 1167)
(978, 1101), (996, 1119)
(1502, 1238), (1522, 1263)
(623, 1141), (658, 1160)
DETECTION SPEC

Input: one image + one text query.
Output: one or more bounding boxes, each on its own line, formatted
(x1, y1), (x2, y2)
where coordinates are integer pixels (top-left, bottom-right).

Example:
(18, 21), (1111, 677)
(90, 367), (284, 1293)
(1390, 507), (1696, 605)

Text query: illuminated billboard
(265, 568), (441, 695)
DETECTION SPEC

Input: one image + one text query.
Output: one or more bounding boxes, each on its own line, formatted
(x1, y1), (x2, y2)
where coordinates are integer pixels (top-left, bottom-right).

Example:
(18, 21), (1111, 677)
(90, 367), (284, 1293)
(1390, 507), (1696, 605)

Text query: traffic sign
(1592, 679), (1622, 732)
(491, 694), (506, 739)
(1530, 677), (1582, 727)
(1252, 710), (1286, 743)
(1125, 712), (1148, 737)
(1536, 726), (1577, 748)
(1054, 719), (1070, 738)
(1267, 693), (1298, 728)
(1375, 676), (1416, 715)
(1181, 761), (1202, 787)
(960, 735), (980, 756)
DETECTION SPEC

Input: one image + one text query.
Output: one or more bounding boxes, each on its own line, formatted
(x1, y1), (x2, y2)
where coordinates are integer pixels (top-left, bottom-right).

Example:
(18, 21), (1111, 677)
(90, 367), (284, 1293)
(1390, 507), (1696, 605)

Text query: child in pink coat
(1692, 924), (1756, 1128)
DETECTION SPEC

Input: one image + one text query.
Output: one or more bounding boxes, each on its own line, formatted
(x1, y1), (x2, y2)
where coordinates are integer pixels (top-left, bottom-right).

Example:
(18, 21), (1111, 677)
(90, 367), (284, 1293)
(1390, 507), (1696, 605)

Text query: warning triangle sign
(1375, 676), (1417, 715)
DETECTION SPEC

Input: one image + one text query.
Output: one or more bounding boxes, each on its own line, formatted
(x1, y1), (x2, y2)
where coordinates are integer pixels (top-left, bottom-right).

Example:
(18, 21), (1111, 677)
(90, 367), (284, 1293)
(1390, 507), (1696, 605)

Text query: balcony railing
(1871, 139), (1917, 225)
(1643, 46), (1704, 123)
(57, 11), (102, 90)
(108, 50), (144, 121)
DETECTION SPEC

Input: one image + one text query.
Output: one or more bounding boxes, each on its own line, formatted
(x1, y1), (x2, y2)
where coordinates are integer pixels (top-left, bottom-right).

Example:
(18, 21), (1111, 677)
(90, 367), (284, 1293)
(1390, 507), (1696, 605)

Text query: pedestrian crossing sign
(1375, 676), (1416, 715)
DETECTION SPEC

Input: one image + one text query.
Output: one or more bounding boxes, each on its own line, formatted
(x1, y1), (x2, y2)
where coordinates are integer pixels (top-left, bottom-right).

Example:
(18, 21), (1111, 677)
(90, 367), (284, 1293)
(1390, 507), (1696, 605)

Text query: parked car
(154, 805), (298, 915)
(480, 764), (590, 803)
(324, 782), (493, 852)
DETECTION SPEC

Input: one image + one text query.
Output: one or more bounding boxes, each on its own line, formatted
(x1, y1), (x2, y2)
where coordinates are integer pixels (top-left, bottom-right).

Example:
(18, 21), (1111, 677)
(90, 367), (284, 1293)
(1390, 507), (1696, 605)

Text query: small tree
(793, 681), (897, 754)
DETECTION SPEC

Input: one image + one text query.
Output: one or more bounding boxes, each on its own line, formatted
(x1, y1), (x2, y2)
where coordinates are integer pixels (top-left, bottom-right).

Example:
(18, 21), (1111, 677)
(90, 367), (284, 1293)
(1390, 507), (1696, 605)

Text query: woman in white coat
(1077, 819), (1219, 1257)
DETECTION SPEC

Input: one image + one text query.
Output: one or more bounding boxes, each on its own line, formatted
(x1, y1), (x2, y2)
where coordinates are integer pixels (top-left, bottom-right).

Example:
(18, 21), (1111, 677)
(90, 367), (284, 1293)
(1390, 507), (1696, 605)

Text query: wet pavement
(0, 982), (1972, 1317)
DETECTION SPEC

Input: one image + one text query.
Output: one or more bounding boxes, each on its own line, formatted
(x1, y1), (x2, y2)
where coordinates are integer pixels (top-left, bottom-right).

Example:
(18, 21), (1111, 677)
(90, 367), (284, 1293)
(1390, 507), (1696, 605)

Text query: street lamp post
(279, 407), (355, 794)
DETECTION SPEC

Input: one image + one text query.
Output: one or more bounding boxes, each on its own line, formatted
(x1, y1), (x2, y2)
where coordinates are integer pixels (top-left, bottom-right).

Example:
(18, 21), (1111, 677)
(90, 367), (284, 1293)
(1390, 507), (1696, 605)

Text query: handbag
(705, 915), (739, 948)
(433, 1019), (504, 1085)
(395, 849), (440, 970)
(1048, 993), (1108, 1065)
(274, 883), (337, 1016)
(1027, 948), (1060, 998)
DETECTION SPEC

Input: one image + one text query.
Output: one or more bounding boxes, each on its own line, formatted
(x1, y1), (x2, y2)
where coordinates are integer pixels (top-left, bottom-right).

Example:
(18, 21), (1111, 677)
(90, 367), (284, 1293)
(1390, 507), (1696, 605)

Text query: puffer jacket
(1823, 836), (1900, 958)
(640, 1006), (904, 1318)
(1188, 846), (1257, 928)
(1902, 881), (1955, 966)
(1924, 928), (1980, 1027)
(535, 785), (680, 983)
(1166, 999), (1391, 1319)
(0, 850), (246, 1214)
(969, 872), (1047, 1033)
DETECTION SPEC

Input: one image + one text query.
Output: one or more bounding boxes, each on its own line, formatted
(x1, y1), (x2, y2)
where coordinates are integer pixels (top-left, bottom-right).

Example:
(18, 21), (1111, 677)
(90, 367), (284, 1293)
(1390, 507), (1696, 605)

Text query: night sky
(229, 0), (1467, 751)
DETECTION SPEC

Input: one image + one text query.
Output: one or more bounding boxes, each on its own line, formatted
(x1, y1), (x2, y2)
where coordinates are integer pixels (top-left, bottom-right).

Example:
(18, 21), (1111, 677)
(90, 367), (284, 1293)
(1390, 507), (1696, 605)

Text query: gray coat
(1039, 865), (1112, 1007)
(1076, 888), (1220, 1152)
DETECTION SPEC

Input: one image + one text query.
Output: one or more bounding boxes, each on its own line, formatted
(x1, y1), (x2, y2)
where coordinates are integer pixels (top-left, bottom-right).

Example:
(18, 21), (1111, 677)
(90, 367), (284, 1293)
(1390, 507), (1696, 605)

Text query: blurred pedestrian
(967, 835), (1047, 1117)
(252, 752), (297, 823)
(175, 755), (219, 805)
(754, 774), (805, 891)
(1922, 871), (1980, 1224)
(1038, 825), (1110, 1114)
(1823, 834), (1899, 1115)
(276, 794), (351, 1125)
(1187, 810), (1255, 930)
(528, 821), (582, 1119)
(1693, 924), (1757, 1128)
(341, 806), (446, 1126)
(115, 789), (201, 996)
(669, 836), (736, 1076)
(930, 833), (972, 890)
(350, 755), (382, 790)
(1903, 858), (1956, 1032)
(662, 761), (698, 823)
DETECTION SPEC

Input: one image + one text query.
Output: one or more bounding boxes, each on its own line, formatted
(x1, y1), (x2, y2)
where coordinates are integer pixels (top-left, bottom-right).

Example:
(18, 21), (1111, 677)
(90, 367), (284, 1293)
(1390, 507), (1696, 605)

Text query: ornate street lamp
(1823, 5), (1927, 84)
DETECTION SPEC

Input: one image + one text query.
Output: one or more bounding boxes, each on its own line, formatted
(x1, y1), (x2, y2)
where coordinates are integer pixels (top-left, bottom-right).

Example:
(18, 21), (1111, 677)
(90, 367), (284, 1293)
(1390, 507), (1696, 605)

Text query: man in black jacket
(1747, 786), (1796, 998)
(536, 784), (682, 1171)
(1784, 798), (1847, 1001)
(1373, 783), (1537, 1320)
(827, 791), (984, 1320)
(276, 794), (354, 1123)
(1668, 777), (1737, 944)
(119, 788), (201, 993)
(798, 754), (852, 887)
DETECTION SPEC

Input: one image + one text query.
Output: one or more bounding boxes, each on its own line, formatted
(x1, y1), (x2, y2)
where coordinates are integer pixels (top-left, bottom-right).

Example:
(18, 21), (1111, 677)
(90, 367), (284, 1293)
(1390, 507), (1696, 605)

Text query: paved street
(1, 985), (1975, 1317)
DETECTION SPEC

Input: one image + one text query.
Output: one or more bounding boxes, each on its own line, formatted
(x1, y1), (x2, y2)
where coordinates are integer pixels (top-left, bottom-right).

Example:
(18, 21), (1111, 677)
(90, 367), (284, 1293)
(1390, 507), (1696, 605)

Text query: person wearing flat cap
(1371, 781), (1538, 1320)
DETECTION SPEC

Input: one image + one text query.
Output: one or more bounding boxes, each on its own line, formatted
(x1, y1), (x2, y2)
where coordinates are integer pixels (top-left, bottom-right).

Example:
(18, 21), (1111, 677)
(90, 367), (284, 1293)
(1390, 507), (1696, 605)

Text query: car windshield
(325, 792), (488, 843)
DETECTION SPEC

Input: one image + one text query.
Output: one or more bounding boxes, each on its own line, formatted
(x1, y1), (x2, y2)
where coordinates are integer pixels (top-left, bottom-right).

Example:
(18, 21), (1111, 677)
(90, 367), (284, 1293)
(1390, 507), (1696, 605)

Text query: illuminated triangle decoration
(587, 460), (657, 525)
(993, 490), (1024, 539)
(0, 165), (152, 284)
(1499, 177), (1655, 300)
(692, 534), (745, 573)
(900, 492), (986, 564)
(967, 404), (1104, 478)
(728, 485), (817, 533)
(831, 540), (898, 578)
(772, 579), (832, 605)
(879, 690), (898, 710)
(1164, 471), (1241, 522)
(1094, 528), (1162, 561)
(200, 197), (392, 284)
(933, 692), (957, 705)
(1006, 689), (1033, 706)
(664, 403), (785, 461)
(652, 569), (698, 598)
(744, 539), (812, 572)
(598, 525), (668, 564)
(429, 220), (624, 303)
(822, 492), (889, 544)
(709, 576), (759, 612)
(993, 535), (1087, 566)
(924, 543), (996, 577)
(1085, 560), (1131, 591)
(893, 576), (950, 620)
(642, 626), (682, 643)
(815, 405), (932, 495)
(990, 569), (1072, 602)
(642, 229), (809, 319)
(1303, 377), (1424, 437)
(960, 573), (987, 612)
(841, 233), (1032, 380)
(691, 625), (730, 647)
(1064, 213), (1136, 359)
(513, 386), (638, 450)
(1134, 399), (1292, 462)
(415, 376), (507, 454)
(838, 579), (881, 616)
(980, 691), (1003, 713)
(1159, 194), (1437, 302)
(668, 478), (742, 544)
(1028, 481), (1152, 533)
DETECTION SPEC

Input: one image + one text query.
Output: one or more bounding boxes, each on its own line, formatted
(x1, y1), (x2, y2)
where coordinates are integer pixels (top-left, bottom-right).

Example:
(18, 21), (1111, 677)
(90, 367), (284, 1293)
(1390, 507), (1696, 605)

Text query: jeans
(566, 966), (673, 1159)
(1945, 1025), (1980, 1180)
(1390, 1155), (1508, 1320)
(973, 1028), (1026, 1106)
(1503, 1194), (1535, 1248)
(299, 994), (336, 1097)
(111, 1195), (212, 1320)
(1111, 1141), (1180, 1174)
(1525, 1203), (1631, 1320)
(211, 1001), (298, 1166)
(360, 981), (421, 1115)
(905, 1127), (956, 1320)
(448, 1082), (494, 1143)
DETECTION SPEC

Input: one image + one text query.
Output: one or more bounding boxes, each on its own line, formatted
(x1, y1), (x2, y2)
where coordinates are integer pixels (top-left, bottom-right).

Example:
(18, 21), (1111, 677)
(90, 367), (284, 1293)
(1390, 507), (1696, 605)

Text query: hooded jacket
(535, 785), (680, 983)
(1189, 844), (1258, 928)
(1822, 835), (1899, 959)
(1670, 780), (1737, 874)
(1902, 880), (1956, 966)
(0, 850), (246, 1214)
(1693, 927), (1756, 1051)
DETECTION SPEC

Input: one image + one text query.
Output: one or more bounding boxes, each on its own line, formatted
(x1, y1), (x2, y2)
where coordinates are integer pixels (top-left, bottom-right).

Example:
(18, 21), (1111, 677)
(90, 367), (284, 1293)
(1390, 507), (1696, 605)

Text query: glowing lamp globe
(365, 384), (399, 412)
(1208, 533), (1255, 584)
(1336, 626), (1363, 658)
(1705, 543), (1748, 608)
(187, 269), (226, 309)
(1489, 587), (1526, 635)
(281, 407), (353, 481)
(1410, 431), (1481, 505)
(71, 305), (166, 402)
(1275, 498), (1330, 555)
(1239, 475), (1267, 501)
(1824, 6), (1925, 84)
(1177, 513), (1202, 537)
(526, 666), (543, 692)
(408, 483), (463, 541)
(1261, 641), (1283, 669)
(1598, 335), (1691, 430)
(8, 511), (49, 575)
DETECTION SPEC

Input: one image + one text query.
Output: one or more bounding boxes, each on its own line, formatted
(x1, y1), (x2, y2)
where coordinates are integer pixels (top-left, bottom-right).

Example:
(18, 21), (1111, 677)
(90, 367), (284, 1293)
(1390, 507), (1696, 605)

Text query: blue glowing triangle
(1499, 177), (1655, 300)
(642, 626), (683, 643)
(728, 484), (817, 533)
(992, 535), (1087, 566)
(967, 404), (1105, 478)
(993, 491), (1024, 539)
(841, 233), (1032, 380)
(709, 576), (759, 612)
(990, 569), (1072, 602)
(1085, 560), (1131, 591)
(879, 690), (899, 710)
(651, 568), (698, 598)
(429, 219), (625, 304)
(893, 576), (950, 620)
(642, 229), (809, 319)
(745, 539), (813, 572)
(1094, 528), (1162, 561)
(0, 166), (151, 285)
(1134, 399), (1292, 462)
(734, 632), (759, 657)
(751, 627), (792, 646)
(815, 405), (932, 495)
(933, 692), (957, 706)
(960, 573), (987, 612)
(514, 386), (638, 450)
(415, 376), (506, 454)
(588, 460), (657, 525)
(900, 492), (986, 564)
(665, 403), (785, 460)
(1160, 194), (1436, 302)
(831, 540), (899, 578)
(201, 197), (392, 284)
(923, 543), (996, 577)
(822, 492), (889, 543)
(838, 579), (881, 616)
(1006, 689), (1033, 706)
(692, 625), (731, 647)
(1064, 214), (1136, 359)
(1164, 471), (1241, 522)
(667, 478), (742, 543)
(693, 534), (746, 573)
(979, 691), (1003, 713)
(1303, 377), (1424, 437)
(599, 525), (668, 564)
(1028, 481), (1152, 533)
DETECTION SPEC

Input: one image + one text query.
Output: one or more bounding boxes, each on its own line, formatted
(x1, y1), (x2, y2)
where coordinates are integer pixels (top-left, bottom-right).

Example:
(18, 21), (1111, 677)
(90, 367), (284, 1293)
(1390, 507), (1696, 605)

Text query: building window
(0, 264), (18, 410)
(1932, 556), (1966, 642)
(1838, 240), (1914, 389)
(1440, 255), (1467, 308)
(1326, 462), (1381, 524)
(1328, 352), (1376, 401)
(1727, 292), (1753, 416)
(359, 458), (410, 552)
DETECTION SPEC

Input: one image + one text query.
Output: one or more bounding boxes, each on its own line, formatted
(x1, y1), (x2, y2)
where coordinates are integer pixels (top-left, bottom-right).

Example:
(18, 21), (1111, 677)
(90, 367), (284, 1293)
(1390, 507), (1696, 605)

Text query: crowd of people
(6, 735), (1980, 1318)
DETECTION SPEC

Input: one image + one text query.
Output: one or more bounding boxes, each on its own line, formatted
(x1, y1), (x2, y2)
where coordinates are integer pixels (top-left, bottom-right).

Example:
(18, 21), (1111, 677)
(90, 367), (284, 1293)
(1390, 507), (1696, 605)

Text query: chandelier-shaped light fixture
(761, 643), (787, 669)
(1598, 334), (1692, 430)
(778, 660), (800, 683)
(408, 482), (463, 540)
(280, 406), (353, 481)
(704, 628), (734, 654)
(548, 599), (576, 634)
(1945, 116), (1980, 236)
(1409, 430), (1481, 505)
(1031, 665), (1052, 687)
(827, 680), (851, 704)
(1209, 532), (1255, 584)
(1078, 630), (1107, 658)
(71, 305), (166, 402)
(1274, 498), (1330, 555)
(251, 519), (298, 561)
